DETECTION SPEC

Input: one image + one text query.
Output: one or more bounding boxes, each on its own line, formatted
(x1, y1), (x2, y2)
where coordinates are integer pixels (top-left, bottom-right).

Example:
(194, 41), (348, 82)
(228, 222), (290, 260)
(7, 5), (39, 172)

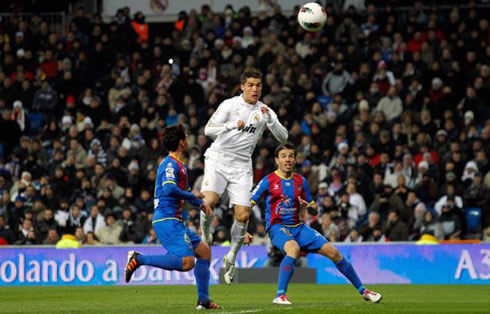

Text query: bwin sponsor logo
(241, 124), (257, 134)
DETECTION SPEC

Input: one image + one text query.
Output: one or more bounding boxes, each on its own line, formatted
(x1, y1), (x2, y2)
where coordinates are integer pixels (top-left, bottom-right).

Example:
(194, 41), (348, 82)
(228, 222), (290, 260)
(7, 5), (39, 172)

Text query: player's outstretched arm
(261, 106), (288, 143)
(163, 183), (204, 203)
(204, 101), (240, 138)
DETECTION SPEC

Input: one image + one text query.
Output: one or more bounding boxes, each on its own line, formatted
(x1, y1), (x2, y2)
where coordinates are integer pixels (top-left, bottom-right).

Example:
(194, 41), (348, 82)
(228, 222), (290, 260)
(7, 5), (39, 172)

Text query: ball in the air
(297, 2), (327, 32)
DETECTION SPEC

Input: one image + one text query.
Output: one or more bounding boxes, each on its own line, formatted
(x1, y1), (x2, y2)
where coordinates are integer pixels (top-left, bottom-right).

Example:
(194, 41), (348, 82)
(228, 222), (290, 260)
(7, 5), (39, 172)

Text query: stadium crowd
(0, 1), (490, 248)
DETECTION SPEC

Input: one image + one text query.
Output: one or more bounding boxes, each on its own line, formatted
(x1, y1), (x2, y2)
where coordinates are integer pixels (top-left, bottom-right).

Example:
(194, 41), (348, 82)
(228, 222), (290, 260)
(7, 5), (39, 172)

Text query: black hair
(162, 124), (186, 152)
(240, 67), (263, 84)
(274, 142), (296, 158)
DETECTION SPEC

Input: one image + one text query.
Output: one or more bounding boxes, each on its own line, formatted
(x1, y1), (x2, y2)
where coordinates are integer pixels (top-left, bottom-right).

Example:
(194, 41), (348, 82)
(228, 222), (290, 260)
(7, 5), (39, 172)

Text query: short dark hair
(240, 68), (263, 84)
(275, 142), (296, 158)
(163, 124), (186, 152)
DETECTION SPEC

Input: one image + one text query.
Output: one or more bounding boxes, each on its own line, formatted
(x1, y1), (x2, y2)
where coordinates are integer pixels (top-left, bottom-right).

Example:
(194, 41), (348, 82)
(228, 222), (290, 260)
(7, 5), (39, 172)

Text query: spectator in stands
(15, 219), (36, 245)
(344, 228), (363, 243)
(83, 205), (106, 235)
(250, 222), (270, 246)
(359, 212), (382, 242)
(0, 215), (15, 244)
(371, 184), (405, 221)
(439, 203), (462, 240)
(84, 231), (101, 245)
(96, 213), (122, 244)
(321, 213), (339, 242)
(383, 209), (409, 241)
(43, 227), (59, 245)
(376, 86), (402, 121)
(142, 227), (159, 244)
(35, 208), (57, 242)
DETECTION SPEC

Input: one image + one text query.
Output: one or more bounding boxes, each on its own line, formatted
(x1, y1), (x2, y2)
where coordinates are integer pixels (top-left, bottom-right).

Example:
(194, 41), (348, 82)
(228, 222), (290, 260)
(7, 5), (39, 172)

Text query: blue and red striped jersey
(153, 154), (202, 221)
(251, 171), (313, 230)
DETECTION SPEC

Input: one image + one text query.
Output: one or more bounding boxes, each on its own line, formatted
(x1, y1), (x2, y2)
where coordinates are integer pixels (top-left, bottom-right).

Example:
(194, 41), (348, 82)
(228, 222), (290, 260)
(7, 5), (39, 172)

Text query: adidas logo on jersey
(241, 124), (257, 134)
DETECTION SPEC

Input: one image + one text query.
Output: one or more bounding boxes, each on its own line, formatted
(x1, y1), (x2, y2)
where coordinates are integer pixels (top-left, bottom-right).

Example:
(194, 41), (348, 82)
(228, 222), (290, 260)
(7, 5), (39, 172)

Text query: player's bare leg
(273, 239), (299, 305)
(223, 205), (250, 284)
(318, 243), (382, 303)
(200, 191), (219, 245)
(193, 242), (222, 309)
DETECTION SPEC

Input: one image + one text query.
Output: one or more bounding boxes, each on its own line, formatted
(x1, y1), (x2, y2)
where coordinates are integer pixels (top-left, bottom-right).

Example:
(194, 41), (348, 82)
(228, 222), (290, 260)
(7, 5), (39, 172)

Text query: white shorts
(201, 157), (253, 207)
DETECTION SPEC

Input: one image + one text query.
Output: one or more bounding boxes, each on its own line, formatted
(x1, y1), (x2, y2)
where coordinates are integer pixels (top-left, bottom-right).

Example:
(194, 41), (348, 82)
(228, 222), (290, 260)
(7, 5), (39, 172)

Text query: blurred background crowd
(0, 1), (489, 248)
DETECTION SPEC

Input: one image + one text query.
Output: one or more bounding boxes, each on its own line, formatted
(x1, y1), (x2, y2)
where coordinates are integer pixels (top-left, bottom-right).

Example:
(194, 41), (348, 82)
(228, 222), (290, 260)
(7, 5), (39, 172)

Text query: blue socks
(276, 256), (296, 297)
(137, 254), (183, 271)
(137, 255), (211, 302)
(335, 257), (365, 295)
(195, 259), (210, 302)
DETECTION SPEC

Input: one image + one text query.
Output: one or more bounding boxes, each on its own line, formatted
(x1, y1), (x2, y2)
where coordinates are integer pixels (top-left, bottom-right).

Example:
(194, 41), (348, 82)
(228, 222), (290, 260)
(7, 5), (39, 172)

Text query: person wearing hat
(373, 60), (395, 94)
(12, 100), (27, 132)
(461, 160), (479, 184)
(464, 110), (475, 126)
(88, 138), (107, 165)
(242, 26), (255, 48)
(322, 59), (351, 96)
(317, 181), (329, 205)
(358, 99), (369, 112)
(434, 129), (449, 158)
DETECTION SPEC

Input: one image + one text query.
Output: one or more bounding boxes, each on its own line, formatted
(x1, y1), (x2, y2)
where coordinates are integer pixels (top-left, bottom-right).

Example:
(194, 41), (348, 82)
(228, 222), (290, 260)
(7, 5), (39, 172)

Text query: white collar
(240, 94), (259, 107)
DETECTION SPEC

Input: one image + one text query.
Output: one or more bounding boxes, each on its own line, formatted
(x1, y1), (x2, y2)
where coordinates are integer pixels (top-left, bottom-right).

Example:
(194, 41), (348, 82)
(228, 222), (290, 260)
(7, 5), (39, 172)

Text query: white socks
(226, 219), (248, 264)
(200, 211), (212, 243)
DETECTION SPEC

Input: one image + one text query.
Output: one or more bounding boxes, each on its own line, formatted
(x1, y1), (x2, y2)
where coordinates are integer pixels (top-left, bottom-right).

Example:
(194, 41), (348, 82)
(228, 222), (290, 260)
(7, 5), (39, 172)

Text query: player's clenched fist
(237, 120), (245, 130)
(261, 105), (271, 120)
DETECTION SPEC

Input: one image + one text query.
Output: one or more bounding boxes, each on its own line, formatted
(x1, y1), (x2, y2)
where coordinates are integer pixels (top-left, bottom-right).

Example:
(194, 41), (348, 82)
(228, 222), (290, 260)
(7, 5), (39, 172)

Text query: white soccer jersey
(204, 95), (288, 167)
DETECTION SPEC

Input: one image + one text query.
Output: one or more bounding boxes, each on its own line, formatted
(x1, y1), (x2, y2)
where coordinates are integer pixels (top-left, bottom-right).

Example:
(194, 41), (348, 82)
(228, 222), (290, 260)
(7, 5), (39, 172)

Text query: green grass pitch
(0, 284), (488, 313)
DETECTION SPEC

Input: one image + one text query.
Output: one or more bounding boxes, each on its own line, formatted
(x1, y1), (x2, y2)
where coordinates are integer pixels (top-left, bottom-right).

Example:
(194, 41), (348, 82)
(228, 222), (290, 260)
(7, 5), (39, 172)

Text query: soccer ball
(297, 2), (327, 32)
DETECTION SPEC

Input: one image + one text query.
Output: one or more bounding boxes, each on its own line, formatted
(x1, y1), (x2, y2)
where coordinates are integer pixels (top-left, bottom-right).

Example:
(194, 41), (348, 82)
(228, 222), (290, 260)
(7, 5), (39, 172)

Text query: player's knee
(235, 208), (250, 223)
(182, 257), (195, 271)
(196, 244), (211, 260)
(203, 192), (219, 208)
(326, 245), (342, 262)
(284, 240), (300, 258)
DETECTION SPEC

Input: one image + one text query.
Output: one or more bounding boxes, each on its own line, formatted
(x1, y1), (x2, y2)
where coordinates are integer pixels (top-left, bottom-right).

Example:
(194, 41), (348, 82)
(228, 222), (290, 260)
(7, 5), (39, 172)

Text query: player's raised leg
(199, 191), (220, 245)
(318, 243), (382, 303)
(194, 239), (222, 309)
(125, 220), (192, 282)
(223, 204), (250, 284)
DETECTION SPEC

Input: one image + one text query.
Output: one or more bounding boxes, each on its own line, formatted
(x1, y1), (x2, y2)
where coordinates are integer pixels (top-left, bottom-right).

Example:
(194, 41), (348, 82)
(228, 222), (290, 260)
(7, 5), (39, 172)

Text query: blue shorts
(269, 223), (327, 253)
(153, 218), (201, 257)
